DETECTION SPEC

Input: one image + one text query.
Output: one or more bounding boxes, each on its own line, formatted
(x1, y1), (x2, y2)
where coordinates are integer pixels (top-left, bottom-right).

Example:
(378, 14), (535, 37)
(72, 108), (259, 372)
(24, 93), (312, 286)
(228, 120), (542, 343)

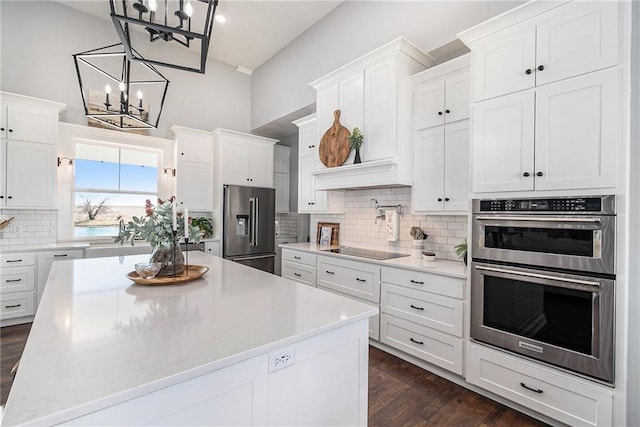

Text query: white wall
(627, 2), (640, 425)
(0, 0), (251, 137)
(250, 0), (523, 130)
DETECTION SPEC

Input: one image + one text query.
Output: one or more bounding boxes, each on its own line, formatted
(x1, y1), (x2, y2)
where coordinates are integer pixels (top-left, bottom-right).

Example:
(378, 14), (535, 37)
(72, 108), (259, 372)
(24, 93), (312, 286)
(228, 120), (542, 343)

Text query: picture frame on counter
(317, 222), (340, 246)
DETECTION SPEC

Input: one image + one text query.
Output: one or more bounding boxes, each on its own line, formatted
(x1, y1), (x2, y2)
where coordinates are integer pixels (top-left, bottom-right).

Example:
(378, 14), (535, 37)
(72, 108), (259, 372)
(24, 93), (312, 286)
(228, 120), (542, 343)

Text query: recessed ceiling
(53, 0), (343, 72)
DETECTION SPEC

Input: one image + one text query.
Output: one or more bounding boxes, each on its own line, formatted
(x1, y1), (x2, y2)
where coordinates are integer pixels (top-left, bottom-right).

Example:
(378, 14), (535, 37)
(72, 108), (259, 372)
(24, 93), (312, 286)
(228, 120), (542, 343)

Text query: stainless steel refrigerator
(223, 185), (276, 273)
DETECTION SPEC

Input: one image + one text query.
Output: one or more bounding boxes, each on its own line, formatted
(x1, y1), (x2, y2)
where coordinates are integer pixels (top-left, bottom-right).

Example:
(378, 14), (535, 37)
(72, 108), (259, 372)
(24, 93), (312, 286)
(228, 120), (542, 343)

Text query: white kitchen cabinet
(170, 126), (214, 211)
(412, 54), (470, 131)
(281, 249), (317, 286)
(309, 38), (434, 190)
(467, 342), (613, 427)
(36, 249), (84, 307)
(316, 255), (381, 304)
(204, 240), (220, 257)
(379, 266), (465, 375)
(466, 1), (620, 102)
(0, 252), (36, 325)
(293, 114), (345, 214)
(274, 237), (296, 276)
(274, 145), (290, 213)
(472, 69), (619, 193)
(1, 139), (56, 207)
(0, 96), (61, 143)
(213, 129), (277, 188)
(413, 120), (469, 214)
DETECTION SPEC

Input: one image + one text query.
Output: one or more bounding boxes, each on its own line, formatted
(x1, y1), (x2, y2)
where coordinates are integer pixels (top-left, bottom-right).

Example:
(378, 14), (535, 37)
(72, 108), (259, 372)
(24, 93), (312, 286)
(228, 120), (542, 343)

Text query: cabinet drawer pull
(5, 279), (22, 283)
(410, 279), (424, 285)
(410, 304), (424, 311)
(520, 382), (543, 394)
(325, 270), (335, 275)
(53, 254), (68, 258)
(6, 259), (22, 263)
(5, 304), (22, 309)
(355, 277), (366, 282)
(293, 256), (301, 260)
(293, 272), (302, 277)
(410, 337), (424, 345)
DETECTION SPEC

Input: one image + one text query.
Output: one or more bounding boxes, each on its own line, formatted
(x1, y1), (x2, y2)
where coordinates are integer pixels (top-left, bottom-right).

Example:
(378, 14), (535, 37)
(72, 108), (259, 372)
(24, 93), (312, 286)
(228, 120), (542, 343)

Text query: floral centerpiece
(115, 197), (202, 277)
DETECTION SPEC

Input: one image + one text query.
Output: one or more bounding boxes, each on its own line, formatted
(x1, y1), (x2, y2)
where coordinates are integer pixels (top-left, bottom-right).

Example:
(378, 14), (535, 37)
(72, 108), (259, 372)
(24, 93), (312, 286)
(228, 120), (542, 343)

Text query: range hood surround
(311, 157), (412, 190)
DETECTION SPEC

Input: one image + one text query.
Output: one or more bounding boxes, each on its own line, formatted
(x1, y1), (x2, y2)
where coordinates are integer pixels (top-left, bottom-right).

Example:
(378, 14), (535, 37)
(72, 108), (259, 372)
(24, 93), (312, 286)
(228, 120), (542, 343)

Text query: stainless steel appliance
(470, 195), (616, 384)
(223, 185), (276, 273)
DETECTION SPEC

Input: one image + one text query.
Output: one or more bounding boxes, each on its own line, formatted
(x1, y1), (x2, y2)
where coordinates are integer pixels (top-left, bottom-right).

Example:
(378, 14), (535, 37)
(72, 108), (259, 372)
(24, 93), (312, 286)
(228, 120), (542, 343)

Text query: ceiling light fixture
(109, 0), (219, 74)
(73, 43), (169, 130)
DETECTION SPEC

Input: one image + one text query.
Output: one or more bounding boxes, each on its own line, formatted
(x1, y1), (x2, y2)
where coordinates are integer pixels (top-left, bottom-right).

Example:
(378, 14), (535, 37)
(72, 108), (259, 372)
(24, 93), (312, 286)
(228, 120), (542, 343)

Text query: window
(74, 142), (160, 238)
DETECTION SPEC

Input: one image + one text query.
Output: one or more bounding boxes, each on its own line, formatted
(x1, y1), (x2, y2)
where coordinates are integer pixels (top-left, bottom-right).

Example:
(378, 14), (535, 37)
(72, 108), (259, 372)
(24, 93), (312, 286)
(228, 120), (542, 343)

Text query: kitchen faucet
(371, 199), (402, 224)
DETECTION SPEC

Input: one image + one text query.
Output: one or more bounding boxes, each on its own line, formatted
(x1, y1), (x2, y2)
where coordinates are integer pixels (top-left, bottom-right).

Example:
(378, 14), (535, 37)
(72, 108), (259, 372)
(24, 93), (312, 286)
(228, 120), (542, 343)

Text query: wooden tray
(126, 265), (209, 285)
(319, 110), (351, 167)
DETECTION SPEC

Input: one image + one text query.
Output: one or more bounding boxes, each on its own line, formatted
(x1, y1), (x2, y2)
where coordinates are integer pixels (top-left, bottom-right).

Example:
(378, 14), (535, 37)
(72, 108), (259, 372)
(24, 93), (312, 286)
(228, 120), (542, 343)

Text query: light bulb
(184, 0), (193, 17)
(215, 14), (226, 23)
(104, 84), (112, 94)
(149, 0), (157, 12)
(136, 90), (143, 100)
(119, 82), (126, 92)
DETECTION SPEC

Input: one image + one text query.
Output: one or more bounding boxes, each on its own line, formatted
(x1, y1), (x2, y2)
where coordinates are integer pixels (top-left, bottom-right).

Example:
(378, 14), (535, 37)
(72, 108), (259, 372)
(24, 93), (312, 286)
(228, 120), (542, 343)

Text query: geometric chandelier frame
(109, 0), (219, 74)
(72, 43), (169, 130)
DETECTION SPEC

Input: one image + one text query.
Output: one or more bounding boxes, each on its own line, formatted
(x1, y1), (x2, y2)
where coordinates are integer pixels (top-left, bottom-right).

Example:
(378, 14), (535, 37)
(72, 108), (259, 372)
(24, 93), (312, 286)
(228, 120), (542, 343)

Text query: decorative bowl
(134, 262), (162, 279)
(421, 252), (436, 262)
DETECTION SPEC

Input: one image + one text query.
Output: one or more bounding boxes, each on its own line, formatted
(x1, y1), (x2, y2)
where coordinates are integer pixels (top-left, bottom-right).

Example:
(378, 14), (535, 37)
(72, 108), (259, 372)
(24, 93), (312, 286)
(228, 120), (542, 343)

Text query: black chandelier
(73, 43), (169, 130)
(109, 0), (219, 74)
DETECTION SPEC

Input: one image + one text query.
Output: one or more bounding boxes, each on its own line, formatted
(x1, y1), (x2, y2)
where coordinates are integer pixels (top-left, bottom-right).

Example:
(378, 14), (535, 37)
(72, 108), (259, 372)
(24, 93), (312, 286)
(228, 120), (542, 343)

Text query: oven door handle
(475, 216), (601, 223)
(474, 265), (601, 288)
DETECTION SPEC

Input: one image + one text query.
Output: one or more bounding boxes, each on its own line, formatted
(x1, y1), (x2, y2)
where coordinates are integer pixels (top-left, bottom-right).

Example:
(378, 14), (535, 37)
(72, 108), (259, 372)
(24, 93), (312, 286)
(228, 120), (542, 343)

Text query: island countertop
(2, 252), (377, 426)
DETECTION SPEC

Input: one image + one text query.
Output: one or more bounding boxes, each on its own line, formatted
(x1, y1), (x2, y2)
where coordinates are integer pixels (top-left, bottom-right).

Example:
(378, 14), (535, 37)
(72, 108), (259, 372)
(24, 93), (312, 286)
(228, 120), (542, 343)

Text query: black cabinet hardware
(5, 304), (21, 309)
(536, 171), (544, 177)
(0, 196), (4, 199)
(525, 68), (532, 75)
(325, 270), (335, 275)
(7, 196), (12, 199)
(5, 279), (22, 283)
(0, 127), (4, 131)
(355, 277), (366, 282)
(523, 172), (530, 177)
(445, 197), (450, 202)
(438, 111), (443, 116)
(445, 109), (450, 114)
(8, 129), (13, 133)
(410, 337), (424, 345)
(410, 304), (424, 311)
(410, 279), (424, 284)
(537, 65), (545, 71)
(293, 272), (301, 277)
(6, 259), (22, 263)
(293, 256), (301, 260)
(54, 254), (68, 258)
(437, 198), (442, 202)
(520, 382), (543, 394)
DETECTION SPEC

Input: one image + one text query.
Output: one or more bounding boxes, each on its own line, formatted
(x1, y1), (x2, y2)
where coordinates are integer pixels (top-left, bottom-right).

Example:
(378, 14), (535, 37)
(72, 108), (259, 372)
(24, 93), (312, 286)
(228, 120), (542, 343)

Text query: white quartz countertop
(0, 242), (90, 253)
(2, 252), (377, 426)
(280, 243), (467, 279)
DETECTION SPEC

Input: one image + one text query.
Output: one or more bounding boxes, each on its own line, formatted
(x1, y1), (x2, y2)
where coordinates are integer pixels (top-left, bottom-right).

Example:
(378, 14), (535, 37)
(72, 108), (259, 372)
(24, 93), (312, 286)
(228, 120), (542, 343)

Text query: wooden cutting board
(319, 110), (351, 168)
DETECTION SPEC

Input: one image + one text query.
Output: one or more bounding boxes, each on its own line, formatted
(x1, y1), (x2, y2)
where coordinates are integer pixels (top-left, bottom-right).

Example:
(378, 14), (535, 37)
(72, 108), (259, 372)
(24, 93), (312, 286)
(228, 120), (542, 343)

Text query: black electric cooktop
(321, 247), (408, 261)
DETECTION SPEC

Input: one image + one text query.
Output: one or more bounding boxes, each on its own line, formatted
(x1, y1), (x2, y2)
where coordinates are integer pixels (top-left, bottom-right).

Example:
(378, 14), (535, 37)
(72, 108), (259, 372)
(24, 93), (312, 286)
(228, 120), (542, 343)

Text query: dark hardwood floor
(1, 324), (547, 426)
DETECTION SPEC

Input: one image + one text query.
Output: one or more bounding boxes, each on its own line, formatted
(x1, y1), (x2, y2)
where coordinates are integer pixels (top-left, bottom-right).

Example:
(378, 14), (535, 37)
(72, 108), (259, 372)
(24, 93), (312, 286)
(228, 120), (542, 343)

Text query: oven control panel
(478, 197), (603, 212)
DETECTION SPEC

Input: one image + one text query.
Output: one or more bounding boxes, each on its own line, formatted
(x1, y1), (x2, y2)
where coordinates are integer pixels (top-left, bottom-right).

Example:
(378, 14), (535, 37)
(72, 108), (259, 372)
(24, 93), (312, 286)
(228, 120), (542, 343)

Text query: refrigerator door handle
(249, 197), (257, 247)
(254, 197), (259, 246)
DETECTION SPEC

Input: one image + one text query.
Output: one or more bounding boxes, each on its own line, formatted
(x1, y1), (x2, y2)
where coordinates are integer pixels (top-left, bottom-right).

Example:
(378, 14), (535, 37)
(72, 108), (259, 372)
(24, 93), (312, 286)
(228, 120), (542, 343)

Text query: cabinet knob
(537, 65), (545, 71)
(536, 171), (544, 177)
(0, 196), (3, 199)
(308, 145), (313, 149)
(438, 111), (443, 116)
(445, 109), (450, 114)
(0, 127), (4, 131)
(7, 196), (12, 199)
(246, 178), (250, 181)
(523, 172), (530, 177)
(181, 152), (184, 156)
(445, 197), (450, 202)
(8, 129), (13, 133)
(437, 198), (442, 202)
(525, 68), (532, 75)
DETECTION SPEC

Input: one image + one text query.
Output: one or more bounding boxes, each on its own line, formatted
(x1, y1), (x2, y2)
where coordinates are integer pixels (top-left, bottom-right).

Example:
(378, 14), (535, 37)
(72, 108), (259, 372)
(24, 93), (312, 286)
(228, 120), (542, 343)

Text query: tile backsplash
(275, 213), (300, 236)
(0, 209), (58, 247)
(311, 187), (468, 262)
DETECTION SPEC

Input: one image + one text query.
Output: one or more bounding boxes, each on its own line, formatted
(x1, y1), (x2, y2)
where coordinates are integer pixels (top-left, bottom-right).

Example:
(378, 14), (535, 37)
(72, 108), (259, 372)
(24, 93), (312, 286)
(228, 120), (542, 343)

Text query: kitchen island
(2, 252), (377, 426)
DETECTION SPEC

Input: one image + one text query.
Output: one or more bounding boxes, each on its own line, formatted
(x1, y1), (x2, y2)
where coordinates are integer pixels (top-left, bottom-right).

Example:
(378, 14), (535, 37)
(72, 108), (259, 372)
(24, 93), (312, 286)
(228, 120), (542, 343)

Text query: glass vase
(150, 242), (185, 277)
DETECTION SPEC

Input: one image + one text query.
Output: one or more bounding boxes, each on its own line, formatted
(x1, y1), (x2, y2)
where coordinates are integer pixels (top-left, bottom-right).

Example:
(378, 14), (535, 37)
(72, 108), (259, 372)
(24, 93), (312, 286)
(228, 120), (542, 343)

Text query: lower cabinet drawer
(282, 250), (317, 267)
(0, 291), (35, 319)
(317, 258), (380, 303)
(282, 261), (316, 287)
(1, 267), (35, 294)
(317, 285), (380, 341)
(380, 283), (463, 337)
(380, 314), (463, 375)
(466, 342), (613, 427)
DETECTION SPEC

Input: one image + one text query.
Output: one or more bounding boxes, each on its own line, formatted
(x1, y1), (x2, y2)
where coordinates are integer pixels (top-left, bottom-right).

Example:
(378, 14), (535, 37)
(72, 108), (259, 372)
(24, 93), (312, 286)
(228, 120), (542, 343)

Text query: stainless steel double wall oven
(470, 195), (616, 384)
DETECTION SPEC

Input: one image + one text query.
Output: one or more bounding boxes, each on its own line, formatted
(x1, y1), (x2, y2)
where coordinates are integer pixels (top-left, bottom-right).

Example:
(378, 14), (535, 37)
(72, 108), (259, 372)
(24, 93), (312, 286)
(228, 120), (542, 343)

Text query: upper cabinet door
(364, 57), (397, 161)
(535, 1), (620, 87)
(472, 24), (536, 102)
(444, 72), (471, 124)
(413, 126), (445, 212)
(338, 71), (365, 135)
(249, 142), (274, 187)
(5, 140), (55, 207)
(315, 83), (340, 154)
(471, 90), (535, 193)
(534, 69), (619, 191)
(177, 132), (212, 163)
(443, 120), (469, 212)
(5, 103), (56, 144)
(220, 137), (251, 186)
(414, 80), (445, 131)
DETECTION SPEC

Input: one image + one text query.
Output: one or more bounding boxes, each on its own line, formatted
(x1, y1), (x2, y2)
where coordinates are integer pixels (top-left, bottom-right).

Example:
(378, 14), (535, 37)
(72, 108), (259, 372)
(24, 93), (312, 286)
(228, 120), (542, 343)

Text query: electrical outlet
(269, 346), (296, 372)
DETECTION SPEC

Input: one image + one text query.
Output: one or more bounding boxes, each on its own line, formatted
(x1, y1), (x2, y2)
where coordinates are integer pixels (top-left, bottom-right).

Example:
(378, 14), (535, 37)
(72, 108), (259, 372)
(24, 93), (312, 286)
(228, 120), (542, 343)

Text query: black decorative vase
(354, 148), (362, 164)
